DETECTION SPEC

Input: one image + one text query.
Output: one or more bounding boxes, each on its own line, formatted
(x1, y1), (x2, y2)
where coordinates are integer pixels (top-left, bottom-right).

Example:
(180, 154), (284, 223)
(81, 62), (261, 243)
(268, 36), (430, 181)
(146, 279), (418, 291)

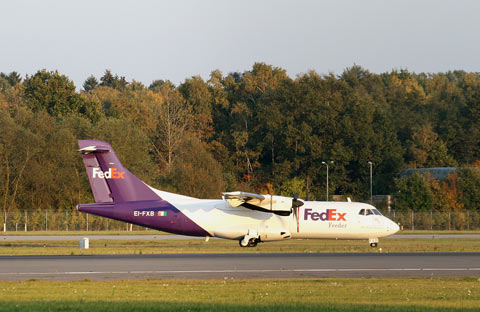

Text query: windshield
(359, 208), (383, 216)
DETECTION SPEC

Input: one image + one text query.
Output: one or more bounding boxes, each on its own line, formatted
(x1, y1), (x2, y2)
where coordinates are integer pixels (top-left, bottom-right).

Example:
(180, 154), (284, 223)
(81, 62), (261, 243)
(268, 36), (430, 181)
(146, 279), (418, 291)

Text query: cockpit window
(373, 209), (382, 216)
(366, 209), (374, 215)
(358, 209), (365, 215)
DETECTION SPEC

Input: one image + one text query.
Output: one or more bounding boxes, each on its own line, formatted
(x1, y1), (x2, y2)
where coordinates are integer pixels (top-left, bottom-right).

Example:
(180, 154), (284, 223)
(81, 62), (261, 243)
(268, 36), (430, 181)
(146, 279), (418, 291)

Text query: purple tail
(78, 140), (160, 203)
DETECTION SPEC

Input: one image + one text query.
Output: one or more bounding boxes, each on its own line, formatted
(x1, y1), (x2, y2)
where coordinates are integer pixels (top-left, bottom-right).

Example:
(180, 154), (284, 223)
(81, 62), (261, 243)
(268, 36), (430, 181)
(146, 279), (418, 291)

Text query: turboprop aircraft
(77, 140), (400, 248)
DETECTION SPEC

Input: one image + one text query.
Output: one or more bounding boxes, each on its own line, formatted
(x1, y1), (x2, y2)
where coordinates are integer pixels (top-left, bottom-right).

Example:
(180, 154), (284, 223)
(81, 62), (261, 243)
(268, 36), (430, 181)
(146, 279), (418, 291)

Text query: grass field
(0, 277), (479, 311)
(2, 229), (480, 236)
(1, 237), (480, 256)
(0, 230), (169, 236)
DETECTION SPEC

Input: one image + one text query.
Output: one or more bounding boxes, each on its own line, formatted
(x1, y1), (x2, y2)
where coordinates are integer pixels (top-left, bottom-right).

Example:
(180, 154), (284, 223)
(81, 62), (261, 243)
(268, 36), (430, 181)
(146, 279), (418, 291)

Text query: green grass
(1, 237), (480, 256)
(399, 230), (480, 234)
(1, 229), (479, 237)
(2, 229), (480, 236)
(0, 278), (479, 311)
(0, 230), (169, 236)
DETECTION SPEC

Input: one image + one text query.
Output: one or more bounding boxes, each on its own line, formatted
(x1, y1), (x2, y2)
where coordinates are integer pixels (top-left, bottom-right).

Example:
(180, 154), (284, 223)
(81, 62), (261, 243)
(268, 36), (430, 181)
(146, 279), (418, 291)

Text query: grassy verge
(2, 229), (480, 236)
(0, 277), (479, 311)
(1, 238), (480, 256)
(398, 230), (480, 234)
(0, 230), (169, 236)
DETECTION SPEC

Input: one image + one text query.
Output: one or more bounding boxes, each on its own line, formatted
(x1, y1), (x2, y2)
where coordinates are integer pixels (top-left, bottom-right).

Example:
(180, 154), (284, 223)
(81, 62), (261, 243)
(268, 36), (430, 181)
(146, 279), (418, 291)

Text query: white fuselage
(154, 189), (399, 242)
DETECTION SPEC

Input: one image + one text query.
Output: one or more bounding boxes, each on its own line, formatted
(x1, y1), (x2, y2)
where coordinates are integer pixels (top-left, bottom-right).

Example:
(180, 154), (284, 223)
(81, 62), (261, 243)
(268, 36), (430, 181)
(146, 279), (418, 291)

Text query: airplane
(77, 139), (400, 248)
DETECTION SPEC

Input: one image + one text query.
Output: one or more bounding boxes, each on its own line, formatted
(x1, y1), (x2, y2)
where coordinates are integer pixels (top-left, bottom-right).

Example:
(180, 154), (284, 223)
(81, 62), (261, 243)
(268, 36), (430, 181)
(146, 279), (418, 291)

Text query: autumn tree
(161, 136), (225, 198)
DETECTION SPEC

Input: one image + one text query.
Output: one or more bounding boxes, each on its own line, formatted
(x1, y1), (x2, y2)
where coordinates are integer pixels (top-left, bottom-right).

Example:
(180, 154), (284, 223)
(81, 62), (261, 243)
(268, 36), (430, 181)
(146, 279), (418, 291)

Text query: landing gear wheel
(239, 238), (258, 247)
(369, 238), (379, 248)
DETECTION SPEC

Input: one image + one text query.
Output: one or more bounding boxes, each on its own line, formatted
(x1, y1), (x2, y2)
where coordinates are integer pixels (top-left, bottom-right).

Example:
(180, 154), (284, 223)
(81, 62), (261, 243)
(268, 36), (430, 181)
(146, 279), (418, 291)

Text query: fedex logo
(304, 208), (346, 221)
(92, 168), (125, 179)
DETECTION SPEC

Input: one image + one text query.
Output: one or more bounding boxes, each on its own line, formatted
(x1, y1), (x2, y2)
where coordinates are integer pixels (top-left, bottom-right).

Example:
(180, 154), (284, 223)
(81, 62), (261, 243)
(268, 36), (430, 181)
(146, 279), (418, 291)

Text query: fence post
(467, 210), (470, 231)
(430, 210), (433, 230)
(411, 210), (414, 231)
(24, 210), (27, 232)
(86, 213), (89, 231)
(448, 211), (451, 231)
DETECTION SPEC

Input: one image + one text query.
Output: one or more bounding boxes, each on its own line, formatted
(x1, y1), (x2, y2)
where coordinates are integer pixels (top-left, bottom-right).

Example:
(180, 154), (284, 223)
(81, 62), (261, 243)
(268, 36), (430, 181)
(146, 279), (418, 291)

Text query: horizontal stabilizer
(79, 145), (110, 153)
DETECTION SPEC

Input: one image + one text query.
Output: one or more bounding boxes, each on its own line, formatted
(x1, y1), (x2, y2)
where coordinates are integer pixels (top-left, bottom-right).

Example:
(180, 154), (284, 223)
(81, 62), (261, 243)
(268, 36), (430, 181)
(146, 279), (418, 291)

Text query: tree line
(1, 64), (479, 229)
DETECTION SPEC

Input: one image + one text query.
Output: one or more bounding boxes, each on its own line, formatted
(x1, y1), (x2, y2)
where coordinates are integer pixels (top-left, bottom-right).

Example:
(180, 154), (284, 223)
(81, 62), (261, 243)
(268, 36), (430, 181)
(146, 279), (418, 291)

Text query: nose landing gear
(369, 238), (379, 248)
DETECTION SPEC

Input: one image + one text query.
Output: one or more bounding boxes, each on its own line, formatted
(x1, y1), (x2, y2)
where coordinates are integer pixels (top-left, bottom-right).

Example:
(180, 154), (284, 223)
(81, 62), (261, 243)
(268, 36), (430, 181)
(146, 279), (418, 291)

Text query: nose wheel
(369, 238), (379, 248)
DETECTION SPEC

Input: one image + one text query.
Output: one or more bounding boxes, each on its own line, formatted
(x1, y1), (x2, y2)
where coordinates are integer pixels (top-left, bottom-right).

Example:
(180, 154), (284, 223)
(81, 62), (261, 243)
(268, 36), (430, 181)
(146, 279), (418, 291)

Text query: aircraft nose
(391, 221), (400, 233)
(384, 217), (400, 234)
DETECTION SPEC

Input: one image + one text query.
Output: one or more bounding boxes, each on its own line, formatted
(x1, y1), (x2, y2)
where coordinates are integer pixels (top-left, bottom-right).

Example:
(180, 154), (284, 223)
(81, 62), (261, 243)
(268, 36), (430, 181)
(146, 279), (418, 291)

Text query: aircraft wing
(222, 191), (294, 216)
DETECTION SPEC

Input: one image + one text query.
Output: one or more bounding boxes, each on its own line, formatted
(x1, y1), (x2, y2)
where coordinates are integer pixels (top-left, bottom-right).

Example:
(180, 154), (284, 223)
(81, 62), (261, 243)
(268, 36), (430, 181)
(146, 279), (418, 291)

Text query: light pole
(322, 161), (334, 201)
(368, 161), (373, 203)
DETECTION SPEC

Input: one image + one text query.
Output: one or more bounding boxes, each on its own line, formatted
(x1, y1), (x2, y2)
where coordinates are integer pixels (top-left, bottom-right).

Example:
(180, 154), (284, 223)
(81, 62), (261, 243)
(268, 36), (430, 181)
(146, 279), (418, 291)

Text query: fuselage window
(358, 209), (365, 215)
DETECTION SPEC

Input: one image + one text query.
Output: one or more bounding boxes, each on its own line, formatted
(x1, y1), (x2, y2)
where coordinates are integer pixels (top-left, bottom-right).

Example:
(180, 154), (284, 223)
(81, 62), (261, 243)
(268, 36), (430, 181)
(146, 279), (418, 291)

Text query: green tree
(0, 72), (21, 87)
(162, 136), (225, 198)
(408, 123), (456, 167)
(457, 168), (480, 210)
(0, 109), (40, 227)
(149, 79), (175, 92)
(178, 76), (213, 141)
(394, 172), (434, 211)
(100, 70), (128, 90)
(23, 70), (80, 116)
(83, 75), (98, 93)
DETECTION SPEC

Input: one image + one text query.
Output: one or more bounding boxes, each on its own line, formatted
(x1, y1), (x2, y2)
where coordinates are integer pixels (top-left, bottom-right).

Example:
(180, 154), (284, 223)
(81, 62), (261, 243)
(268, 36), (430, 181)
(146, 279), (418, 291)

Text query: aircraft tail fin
(78, 139), (160, 203)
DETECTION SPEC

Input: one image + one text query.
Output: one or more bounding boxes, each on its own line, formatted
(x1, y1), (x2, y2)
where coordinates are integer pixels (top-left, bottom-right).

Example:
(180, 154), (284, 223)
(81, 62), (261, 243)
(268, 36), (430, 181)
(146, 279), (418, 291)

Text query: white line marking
(1, 268), (480, 276)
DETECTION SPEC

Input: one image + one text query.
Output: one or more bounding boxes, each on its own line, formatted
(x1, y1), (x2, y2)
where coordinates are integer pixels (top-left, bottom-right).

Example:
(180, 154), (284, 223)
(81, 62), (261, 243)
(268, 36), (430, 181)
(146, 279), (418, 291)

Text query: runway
(2, 234), (480, 241)
(0, 252), (479, 281)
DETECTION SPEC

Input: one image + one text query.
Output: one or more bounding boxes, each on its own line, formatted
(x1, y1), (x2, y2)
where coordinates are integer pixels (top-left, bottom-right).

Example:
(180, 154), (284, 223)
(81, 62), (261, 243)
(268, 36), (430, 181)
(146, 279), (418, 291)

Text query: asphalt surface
(0, 252), (479, 281)
(2, 234), (480, 241)
(0, 235), (194, 241)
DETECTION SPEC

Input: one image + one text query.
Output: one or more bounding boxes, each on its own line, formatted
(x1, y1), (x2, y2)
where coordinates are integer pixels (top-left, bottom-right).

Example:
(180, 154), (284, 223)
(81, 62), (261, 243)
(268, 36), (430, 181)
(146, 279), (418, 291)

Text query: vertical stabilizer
(78, 140), (160, 203)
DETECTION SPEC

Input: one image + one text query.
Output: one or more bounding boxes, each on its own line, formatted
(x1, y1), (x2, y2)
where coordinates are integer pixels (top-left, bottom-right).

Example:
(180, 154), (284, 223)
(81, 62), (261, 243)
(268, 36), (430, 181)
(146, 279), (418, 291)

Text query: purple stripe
(78, 200), (209, 237)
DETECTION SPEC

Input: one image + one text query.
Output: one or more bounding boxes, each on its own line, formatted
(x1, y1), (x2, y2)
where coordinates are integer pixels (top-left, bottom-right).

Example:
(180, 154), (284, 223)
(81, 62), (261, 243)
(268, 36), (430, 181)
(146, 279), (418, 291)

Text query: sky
(1, 0), (480, 88)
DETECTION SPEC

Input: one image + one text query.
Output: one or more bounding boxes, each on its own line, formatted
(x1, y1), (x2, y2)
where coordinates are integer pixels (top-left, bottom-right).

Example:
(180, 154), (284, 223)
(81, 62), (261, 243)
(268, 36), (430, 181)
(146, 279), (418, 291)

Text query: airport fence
(380, 209), (480, 231)
(1, 208), (480, 232)
(1, 209), (148, 232)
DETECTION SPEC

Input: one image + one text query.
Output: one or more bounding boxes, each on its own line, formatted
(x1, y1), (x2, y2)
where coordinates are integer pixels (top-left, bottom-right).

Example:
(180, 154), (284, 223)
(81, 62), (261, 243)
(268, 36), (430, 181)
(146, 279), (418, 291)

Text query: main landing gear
(369, 237), (379, 248)
(239, 238), (259, 247)
(239, 230), (260, 247)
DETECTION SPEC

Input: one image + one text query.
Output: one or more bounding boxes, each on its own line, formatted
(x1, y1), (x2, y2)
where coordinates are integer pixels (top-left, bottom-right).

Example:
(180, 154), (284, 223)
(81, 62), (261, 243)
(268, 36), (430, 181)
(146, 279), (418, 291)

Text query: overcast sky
(1, 0), (479, 87)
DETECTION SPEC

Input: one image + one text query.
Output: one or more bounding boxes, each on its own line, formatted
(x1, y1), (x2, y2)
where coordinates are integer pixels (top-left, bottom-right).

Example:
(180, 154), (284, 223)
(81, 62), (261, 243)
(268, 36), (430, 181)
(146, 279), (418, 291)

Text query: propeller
(291, 193), (304, 232)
